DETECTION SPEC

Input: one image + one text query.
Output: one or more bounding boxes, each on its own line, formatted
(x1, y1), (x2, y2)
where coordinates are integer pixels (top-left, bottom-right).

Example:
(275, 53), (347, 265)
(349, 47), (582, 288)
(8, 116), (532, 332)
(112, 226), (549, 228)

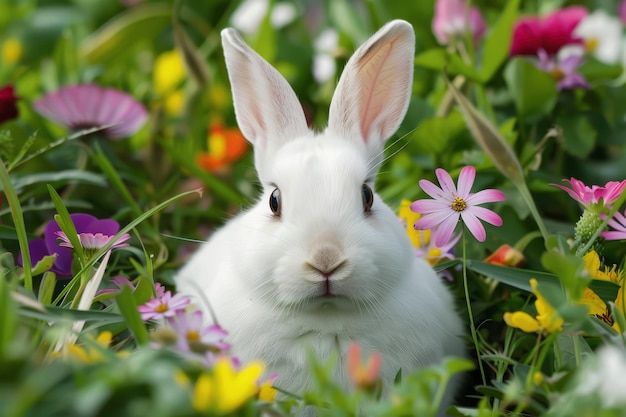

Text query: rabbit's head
(222, 21), (418, 313)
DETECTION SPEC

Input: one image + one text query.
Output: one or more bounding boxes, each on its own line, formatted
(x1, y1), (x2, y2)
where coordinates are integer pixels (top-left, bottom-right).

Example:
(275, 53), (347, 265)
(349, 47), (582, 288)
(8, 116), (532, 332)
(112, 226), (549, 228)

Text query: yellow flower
(504, 279), (563, 334)
(399, 199), (429, 249)
(258, 380), (277, 402)
(582, 250), (626, 332)
(2, 37), (22, 64)
(154, 49), (186, 115)
(398, 199), (454, 266)
(62, 331), (115, 363)
(192, 357), (264, 414)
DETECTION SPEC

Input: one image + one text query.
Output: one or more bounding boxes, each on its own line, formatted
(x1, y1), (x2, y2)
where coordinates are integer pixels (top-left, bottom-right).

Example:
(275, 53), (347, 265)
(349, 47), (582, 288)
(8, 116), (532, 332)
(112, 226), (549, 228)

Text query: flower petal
(456, 166), (476, 198)
(461, 211), (487, 242)
(433, 214), (461, 247)
(410, 199), (450, 214)
(466, 189), (506, 205)
(466, 205), (503, 226)
(418, 179), (447, 200)
(504, 311), (540, 333)
(435, 168), (457, 197)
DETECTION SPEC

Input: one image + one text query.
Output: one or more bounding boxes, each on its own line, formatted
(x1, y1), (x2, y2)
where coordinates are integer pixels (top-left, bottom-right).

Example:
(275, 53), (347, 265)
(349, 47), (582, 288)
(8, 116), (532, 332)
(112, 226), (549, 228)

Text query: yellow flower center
(187, 330), (200, 342)
(155, 303), (169, 313)
(451, 196), (467, 212)
(585, 37), (599, 53)
(549, 67), (565, 81)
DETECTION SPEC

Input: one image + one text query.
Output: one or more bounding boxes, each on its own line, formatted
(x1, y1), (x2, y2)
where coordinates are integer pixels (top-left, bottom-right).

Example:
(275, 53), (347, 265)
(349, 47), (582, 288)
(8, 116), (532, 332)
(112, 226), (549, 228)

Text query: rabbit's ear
(328, 20), (414, 155)
(221, 28), (309, 171)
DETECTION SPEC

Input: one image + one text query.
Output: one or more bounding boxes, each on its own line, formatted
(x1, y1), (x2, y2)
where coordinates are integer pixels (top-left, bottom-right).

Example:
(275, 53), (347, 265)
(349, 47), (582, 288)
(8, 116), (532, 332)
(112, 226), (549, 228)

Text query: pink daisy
(167, 310), (230, 353)
(138, 290), (191, 321)
(602, 210), (626, 241)
(33, 84), (148, 139)
(411, 166), (505, 247)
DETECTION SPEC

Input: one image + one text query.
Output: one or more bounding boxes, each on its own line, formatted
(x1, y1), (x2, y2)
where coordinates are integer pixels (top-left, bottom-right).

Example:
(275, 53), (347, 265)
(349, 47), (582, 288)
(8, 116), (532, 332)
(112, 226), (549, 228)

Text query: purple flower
(602, 210), (626, 241)
(17, 213), (125, 279)
(0, 84), (18, 124)
(411, 166), (505, 246)
(432, 0), (486, 45)
(167, 310), (230, 353)
(138, 290), (191, 321)
(536, 49), (588, 90)
(33, 84), (148, 139)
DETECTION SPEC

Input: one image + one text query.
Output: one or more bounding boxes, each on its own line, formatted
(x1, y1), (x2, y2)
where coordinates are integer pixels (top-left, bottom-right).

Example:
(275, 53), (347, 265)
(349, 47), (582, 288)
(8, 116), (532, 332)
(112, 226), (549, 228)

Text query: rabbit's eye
(270, 188), (281, 216)
(362, 183), (374, 212)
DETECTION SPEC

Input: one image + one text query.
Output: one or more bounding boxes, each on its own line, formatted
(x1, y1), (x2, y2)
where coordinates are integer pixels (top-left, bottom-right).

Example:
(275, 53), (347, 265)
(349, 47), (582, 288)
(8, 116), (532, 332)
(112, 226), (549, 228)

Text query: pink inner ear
(358, 42), (394, 143)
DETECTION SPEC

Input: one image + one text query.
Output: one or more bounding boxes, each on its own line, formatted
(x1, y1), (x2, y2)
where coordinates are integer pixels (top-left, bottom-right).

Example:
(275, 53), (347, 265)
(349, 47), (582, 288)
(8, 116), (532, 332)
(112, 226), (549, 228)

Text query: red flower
(484, 244), (525, 268)
(510, 6), (587, 56)
(0, 85), (19, 124)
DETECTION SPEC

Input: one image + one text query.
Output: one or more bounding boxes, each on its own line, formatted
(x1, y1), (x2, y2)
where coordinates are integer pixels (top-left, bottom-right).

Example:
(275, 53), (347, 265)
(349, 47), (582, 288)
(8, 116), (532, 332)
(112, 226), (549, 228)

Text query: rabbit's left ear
(328, 20), (415, 156)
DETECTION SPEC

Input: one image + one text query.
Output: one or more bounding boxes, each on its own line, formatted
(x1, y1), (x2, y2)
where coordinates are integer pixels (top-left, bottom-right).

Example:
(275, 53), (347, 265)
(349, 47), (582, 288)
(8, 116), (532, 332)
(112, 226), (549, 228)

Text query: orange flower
(484, 244), (525, 268)
(347, 342), (381, 390)
(196, 123), (249, 172)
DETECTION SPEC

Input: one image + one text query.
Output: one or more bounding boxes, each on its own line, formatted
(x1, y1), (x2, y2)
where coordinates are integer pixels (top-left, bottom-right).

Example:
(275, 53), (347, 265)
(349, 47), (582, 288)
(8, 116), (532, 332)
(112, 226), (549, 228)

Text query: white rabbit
(176, 19), (465, 414)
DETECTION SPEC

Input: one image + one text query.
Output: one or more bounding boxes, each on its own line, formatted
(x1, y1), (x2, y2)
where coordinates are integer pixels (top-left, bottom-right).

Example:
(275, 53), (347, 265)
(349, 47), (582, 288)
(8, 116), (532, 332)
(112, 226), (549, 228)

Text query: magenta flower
(602, 210), (626, 241)
(432, 0), (486, 45)
(620, 0), (626, 25)
(536, 49), (588, 90)
(167, 310), (230, 353)
(33, 84), (148, 139)
(138, 289), (191, 321)
(411, 166), (505, 246)
(552, 178), (626, 208)
(510, 6), (587, 56)
(16, 213), (127, 279)
(0, 84), (18, 124)
(96, 276), (135, 296)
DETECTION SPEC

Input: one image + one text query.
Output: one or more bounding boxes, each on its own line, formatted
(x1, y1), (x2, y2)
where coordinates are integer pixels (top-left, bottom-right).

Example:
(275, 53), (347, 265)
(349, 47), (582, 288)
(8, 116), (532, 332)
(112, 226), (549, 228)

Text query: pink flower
(55, 231), (131, 251)
(510, 6), (588, 56)
(432, 0), (486, 45)
(167, 310), (230, 353)
(138, 290), (191, 321)
(411, 166), (505, 246)
(537, 49), (588, 90)
(620, 0), (626, 25)
(95, 276), (135, 296)
(552, 178), (626, 208)
(602, 210), (626, 241)
(33, 84), (148, 139)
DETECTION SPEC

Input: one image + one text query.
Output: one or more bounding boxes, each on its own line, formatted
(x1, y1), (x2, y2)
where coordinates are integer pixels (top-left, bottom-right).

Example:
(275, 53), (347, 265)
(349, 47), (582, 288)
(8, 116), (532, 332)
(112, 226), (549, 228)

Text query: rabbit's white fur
(177, 19), (465, 412)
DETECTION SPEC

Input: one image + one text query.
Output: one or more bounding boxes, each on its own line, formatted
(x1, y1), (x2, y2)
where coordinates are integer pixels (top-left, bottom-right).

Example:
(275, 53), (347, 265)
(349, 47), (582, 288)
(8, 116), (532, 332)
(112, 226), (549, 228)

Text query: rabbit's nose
(306, 240), (347, 277)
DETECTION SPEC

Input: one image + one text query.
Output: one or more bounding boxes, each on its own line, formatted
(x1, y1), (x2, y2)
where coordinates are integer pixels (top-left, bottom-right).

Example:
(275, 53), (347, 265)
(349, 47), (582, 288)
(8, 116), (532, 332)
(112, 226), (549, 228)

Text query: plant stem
(462, 228), (486, 386)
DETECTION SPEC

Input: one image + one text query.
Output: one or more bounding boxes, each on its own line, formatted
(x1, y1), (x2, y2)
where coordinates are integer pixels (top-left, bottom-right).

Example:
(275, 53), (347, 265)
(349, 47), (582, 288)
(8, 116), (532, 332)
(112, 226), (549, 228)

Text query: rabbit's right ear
(221, 29), (310, 176)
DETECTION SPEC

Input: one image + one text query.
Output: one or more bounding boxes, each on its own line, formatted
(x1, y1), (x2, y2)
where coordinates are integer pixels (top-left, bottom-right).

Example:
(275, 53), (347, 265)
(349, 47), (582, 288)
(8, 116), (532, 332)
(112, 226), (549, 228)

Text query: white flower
(576, 344), (626, 408)
(230, 0), (297, 35)
(574, 10), (623, 64)
(312, 28), (339, 83)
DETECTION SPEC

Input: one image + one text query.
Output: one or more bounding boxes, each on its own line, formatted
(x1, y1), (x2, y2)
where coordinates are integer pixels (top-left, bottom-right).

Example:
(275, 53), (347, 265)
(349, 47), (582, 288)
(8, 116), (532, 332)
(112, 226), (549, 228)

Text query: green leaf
(0, 159), (32, 291)
(0, 277), (17, 357)
(10, 170), (106, 190)
(329, 0), (368, 44)
(465, 261), (619, 302)
(414, 49), (480, 80)
(557, 114), (596, 158)
(92, 143), (142, 218)
(116, 285), (149, 345)
(503, 58), (558, 123)
(47, 185), (86, 265)
(18, 305), (124, 324)
(79, 3), (172, 64)
(410, 111), (465, 154)
(479, 0), (520, 82)
(38, 272), (57, 305)
(31, 255), (57, 276)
